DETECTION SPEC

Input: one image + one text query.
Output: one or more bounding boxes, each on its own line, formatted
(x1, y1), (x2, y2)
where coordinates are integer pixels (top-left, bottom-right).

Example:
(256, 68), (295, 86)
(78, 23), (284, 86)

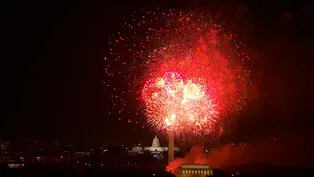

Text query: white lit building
(130, 136), (179, 155)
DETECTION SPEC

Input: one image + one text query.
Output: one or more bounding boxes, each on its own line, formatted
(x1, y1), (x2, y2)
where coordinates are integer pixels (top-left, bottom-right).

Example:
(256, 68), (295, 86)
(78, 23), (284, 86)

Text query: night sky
(3, 1), (314, 146)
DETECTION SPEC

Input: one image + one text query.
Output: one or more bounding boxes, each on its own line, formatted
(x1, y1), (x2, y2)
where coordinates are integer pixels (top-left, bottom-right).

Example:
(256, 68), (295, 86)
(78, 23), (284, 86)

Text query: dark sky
(2, 0), (314, 146)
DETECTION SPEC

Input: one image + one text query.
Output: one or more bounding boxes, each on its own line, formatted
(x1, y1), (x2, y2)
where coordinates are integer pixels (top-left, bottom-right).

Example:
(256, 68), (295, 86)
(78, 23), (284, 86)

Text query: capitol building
(130, 136), (179, 155)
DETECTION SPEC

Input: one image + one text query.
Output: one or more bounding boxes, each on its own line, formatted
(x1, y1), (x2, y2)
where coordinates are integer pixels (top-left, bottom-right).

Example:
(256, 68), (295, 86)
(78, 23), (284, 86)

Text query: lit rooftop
(180, 164), (211, 169)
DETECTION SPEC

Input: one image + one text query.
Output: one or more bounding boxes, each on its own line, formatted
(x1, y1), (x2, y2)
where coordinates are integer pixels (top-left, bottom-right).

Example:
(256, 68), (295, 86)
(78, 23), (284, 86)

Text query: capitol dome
(131, 135), (179, 155)
(152, 135), (160, 147)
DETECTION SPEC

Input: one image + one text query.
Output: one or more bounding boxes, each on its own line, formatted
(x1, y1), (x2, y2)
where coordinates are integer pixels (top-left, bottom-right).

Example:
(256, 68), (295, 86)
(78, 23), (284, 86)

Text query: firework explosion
(105, 9), (250, 137)
(142, 71), (217, 135)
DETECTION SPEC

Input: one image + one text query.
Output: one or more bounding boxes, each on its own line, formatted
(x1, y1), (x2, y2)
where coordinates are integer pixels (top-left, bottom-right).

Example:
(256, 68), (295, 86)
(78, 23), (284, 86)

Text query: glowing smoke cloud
(167, 138), (314, 175)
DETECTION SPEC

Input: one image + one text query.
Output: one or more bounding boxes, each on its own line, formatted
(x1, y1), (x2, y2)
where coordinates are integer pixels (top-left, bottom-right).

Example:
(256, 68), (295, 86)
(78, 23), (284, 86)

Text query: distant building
(178, 164), (213, 177)
(130, 136), (179, 155)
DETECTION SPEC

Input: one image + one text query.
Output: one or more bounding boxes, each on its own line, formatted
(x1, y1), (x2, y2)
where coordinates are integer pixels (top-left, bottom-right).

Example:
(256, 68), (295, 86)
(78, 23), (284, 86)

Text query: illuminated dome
(152, 135), (160, 147)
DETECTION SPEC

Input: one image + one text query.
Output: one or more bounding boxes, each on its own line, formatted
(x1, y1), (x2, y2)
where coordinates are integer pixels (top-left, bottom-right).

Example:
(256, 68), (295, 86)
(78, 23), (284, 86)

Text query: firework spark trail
(105, 9), (250, 137)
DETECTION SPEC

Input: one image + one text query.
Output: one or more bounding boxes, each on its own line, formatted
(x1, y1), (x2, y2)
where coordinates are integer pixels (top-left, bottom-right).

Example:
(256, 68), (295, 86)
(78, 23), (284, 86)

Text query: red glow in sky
(105, 10), (250, 136)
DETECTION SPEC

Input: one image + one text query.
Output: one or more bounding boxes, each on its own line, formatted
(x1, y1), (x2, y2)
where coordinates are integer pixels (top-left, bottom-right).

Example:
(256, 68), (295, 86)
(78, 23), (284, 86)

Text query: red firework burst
(105, 9), (250, 137)
(142, 71), (217, 135)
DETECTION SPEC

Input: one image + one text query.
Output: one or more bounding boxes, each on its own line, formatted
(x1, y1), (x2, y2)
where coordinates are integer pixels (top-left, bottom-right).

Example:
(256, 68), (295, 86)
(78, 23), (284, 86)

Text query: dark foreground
(1, 163), (313, 177)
